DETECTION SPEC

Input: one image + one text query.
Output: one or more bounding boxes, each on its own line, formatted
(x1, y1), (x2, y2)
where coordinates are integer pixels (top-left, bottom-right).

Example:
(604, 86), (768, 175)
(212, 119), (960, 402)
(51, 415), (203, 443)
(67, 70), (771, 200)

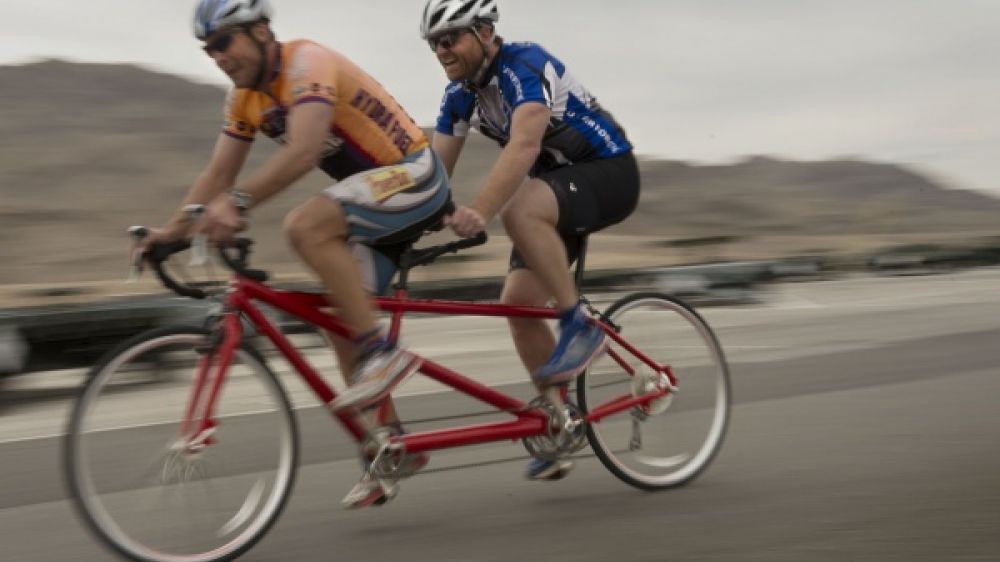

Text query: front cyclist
(421, 0), (641, 480)
(141, 0), (449, 508)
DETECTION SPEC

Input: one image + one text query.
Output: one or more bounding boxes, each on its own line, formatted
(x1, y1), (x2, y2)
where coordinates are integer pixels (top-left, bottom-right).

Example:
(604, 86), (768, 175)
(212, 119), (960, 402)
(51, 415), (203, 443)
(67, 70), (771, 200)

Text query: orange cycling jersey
(223, 40), (429, 180)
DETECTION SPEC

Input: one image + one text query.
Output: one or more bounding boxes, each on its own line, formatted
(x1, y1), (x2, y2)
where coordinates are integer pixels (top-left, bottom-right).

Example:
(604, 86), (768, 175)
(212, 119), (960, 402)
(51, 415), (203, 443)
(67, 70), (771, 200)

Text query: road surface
(1, 267), (998, 561)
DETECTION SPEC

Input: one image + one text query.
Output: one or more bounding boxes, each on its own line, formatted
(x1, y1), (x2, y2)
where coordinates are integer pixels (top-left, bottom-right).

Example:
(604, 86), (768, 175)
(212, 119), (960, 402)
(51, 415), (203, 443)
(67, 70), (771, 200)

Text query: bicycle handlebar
(132, 233), (264, 300)
(216, 239), (269, 284)
(132, 229), (489, 300)
(146, 239), (207, 299)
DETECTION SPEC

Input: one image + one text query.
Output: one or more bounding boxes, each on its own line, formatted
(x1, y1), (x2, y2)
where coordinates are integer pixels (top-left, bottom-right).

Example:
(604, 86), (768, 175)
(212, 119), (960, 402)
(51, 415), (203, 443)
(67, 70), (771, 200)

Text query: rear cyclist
(418, 0), (641, 480)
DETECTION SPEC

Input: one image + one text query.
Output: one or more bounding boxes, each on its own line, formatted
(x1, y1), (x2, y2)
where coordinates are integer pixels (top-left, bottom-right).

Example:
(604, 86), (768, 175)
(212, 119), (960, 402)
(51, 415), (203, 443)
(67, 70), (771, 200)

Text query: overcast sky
(3, 1), (999, 196)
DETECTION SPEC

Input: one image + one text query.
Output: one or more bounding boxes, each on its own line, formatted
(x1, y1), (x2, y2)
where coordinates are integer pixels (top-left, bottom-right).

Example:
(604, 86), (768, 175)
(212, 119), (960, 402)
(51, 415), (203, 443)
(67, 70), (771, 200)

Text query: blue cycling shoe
(532, 305), (608, 387)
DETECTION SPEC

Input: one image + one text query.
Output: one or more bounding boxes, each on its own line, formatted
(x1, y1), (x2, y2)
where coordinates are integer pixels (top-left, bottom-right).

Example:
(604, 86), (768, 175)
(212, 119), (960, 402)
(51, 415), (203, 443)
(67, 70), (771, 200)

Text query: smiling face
(203, 23), (268, 88)
(431, 26), (492, 82)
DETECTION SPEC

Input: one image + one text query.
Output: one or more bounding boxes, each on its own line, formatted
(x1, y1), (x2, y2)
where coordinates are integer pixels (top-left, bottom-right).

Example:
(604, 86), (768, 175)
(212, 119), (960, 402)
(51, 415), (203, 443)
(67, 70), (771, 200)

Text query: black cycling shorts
(509, 151), (640, 270)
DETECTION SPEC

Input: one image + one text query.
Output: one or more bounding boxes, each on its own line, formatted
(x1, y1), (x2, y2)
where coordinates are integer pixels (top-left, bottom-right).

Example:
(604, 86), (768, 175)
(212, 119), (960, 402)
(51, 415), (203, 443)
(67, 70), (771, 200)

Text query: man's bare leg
(501, 179), (577, 310)
(285, 196), (418, 412)
(500, 269), (555, 392)
(326, 330), (401, 423)
(284, 196), (378, 338)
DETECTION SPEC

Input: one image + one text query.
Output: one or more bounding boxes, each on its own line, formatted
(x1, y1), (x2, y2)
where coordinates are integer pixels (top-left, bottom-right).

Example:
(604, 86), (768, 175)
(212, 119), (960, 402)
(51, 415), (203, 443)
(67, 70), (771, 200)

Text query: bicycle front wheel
(65, 326), (299, 562)
(578, 293), (731, 490)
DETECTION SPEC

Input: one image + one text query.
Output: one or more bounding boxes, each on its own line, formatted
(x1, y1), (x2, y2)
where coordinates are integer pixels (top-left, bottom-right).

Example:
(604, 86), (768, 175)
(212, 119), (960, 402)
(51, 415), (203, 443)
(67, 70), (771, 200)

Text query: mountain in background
(1, 60), (998, 285)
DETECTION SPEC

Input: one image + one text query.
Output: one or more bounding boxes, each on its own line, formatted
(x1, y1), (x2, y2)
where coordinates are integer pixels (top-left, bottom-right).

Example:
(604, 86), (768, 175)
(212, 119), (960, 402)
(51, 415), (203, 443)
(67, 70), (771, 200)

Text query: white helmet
(193, 0), (273, 41)
(420, 0), (499, 39)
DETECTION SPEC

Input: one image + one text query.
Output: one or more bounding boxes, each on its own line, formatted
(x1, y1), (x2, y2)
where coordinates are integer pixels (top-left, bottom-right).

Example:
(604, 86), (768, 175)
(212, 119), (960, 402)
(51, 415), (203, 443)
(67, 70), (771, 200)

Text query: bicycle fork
(177, 314), (244, 453)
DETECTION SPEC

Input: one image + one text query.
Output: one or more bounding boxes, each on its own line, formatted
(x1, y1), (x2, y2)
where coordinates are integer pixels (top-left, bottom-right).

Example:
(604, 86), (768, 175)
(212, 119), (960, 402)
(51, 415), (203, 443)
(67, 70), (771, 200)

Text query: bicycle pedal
(342, 477), (394, 510)
(363, 481), (398, 509)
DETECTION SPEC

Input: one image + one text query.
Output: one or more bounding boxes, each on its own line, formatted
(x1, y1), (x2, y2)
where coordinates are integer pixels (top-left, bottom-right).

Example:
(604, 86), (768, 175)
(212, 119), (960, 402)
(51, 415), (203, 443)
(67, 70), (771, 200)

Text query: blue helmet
(193, 0), (273, 40)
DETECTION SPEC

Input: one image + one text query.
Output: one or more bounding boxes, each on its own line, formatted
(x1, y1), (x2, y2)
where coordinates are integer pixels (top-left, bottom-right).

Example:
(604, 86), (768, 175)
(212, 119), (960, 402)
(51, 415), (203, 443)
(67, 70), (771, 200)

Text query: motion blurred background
(1, 3), (998, 561)
(1, 0), (998, 291)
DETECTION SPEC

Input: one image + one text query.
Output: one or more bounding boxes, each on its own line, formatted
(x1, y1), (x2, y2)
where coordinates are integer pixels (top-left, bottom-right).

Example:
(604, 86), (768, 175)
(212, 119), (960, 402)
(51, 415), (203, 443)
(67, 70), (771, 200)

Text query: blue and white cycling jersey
(435, 41), (632, 170)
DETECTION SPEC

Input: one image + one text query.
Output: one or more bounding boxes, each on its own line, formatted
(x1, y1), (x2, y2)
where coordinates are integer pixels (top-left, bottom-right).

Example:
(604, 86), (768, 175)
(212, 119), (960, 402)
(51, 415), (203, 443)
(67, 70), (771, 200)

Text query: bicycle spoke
(66, 328), (299, 562)
(218, 477), (266, 538)
(579, 293), (731, 489)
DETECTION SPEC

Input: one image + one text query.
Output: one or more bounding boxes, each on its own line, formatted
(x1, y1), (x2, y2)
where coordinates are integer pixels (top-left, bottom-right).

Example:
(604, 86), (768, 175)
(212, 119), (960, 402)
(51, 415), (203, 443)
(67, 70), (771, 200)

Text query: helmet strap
(466, 26), (495, 89)
(244, 23), (272, 91)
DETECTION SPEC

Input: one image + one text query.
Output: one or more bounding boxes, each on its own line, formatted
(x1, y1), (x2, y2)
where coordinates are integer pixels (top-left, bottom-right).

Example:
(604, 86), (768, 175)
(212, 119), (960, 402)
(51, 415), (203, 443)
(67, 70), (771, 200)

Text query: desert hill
(1, 60), (998, 286)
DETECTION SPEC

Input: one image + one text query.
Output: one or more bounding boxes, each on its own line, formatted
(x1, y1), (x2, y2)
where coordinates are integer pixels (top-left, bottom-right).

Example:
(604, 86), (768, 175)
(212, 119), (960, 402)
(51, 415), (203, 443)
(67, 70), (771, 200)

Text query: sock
(354, 328), (380, 345)
(354, 328), (392, 356)
(558, 304), (581, 327)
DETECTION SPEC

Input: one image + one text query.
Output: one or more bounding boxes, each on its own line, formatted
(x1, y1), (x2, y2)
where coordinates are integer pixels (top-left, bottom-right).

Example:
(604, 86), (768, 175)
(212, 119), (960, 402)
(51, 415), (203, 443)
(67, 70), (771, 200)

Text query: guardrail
(0, 259), (799, 377)
(4, 241), (999, 378)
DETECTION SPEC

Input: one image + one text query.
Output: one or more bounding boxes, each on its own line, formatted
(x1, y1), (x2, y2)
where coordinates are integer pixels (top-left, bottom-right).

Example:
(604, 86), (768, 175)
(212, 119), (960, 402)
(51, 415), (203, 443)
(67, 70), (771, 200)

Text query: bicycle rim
(65, 327), (298, 562)
(578, 293), (730, 490)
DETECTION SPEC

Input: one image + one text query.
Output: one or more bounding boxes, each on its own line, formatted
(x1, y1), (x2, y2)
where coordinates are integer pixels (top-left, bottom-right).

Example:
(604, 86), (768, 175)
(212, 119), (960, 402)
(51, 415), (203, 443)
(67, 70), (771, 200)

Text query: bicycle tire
(64, 325), (299, 562)
(578, 292), (731, 490)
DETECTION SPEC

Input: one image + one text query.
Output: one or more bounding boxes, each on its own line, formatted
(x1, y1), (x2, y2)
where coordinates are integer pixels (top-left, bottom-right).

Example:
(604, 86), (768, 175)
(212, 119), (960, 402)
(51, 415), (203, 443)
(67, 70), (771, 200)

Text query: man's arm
(471, 102), (548, 221)
(431, 132), (467, 178)
(163, 133), (252, 233)
(191, 102), (331, 243)
(228, 101), (332, 209)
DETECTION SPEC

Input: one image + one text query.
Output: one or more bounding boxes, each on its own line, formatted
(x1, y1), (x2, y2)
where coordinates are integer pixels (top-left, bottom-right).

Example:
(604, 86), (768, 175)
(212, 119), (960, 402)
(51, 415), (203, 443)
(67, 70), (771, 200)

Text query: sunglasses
(427, 28), (469, 52)
(202, 29), (239, 56)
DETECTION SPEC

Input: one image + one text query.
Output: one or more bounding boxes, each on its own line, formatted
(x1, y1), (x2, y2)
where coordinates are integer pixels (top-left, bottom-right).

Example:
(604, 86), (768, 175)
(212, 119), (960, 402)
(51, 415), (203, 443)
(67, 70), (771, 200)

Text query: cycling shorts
(322, 147), (451, 294)
(509, 151), (640, 270)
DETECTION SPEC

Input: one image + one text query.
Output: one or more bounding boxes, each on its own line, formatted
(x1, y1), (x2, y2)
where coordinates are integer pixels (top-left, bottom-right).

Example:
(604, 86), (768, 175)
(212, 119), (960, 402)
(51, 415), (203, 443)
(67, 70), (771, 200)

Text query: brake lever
(185, 204), (209, 266)
(127, 226), (149, 282)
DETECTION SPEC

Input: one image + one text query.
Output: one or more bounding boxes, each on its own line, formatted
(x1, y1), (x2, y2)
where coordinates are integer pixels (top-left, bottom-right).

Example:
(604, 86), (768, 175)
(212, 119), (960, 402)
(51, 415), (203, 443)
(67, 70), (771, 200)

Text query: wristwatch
(228, 189), (254, 212)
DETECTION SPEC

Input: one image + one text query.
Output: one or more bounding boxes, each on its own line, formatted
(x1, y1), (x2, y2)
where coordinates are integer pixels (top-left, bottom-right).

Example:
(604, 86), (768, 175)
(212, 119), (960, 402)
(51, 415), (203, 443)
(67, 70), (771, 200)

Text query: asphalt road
(1, 267), (998, 562)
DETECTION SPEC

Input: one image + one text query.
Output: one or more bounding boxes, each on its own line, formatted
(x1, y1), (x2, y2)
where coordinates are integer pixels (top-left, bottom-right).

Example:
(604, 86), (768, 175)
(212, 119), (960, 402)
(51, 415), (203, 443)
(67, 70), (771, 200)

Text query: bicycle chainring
(521, 397), (588, 461)
(631, 365), (674, 419)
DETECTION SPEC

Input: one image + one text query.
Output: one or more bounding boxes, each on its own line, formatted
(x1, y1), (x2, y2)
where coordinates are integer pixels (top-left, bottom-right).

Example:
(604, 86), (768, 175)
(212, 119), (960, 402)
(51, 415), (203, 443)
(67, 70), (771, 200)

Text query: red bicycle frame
(180, 276), (674, 455)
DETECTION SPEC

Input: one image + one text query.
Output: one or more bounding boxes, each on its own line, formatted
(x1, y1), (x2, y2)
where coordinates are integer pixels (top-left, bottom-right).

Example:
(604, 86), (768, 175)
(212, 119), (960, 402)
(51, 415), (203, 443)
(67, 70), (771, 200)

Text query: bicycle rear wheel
(65, 326), (299, 562)
(578, 293), (730, 490)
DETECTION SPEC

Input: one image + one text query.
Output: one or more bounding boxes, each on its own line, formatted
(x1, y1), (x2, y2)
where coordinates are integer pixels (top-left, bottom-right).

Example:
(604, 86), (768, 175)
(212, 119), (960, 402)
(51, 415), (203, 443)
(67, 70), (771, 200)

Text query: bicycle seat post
(573, 235), (589, 291)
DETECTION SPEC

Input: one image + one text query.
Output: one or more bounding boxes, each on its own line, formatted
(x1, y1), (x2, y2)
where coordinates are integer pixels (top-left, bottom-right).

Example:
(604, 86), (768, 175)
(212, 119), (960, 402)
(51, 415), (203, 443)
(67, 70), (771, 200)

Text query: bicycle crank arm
(543, 387), (584, 448)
